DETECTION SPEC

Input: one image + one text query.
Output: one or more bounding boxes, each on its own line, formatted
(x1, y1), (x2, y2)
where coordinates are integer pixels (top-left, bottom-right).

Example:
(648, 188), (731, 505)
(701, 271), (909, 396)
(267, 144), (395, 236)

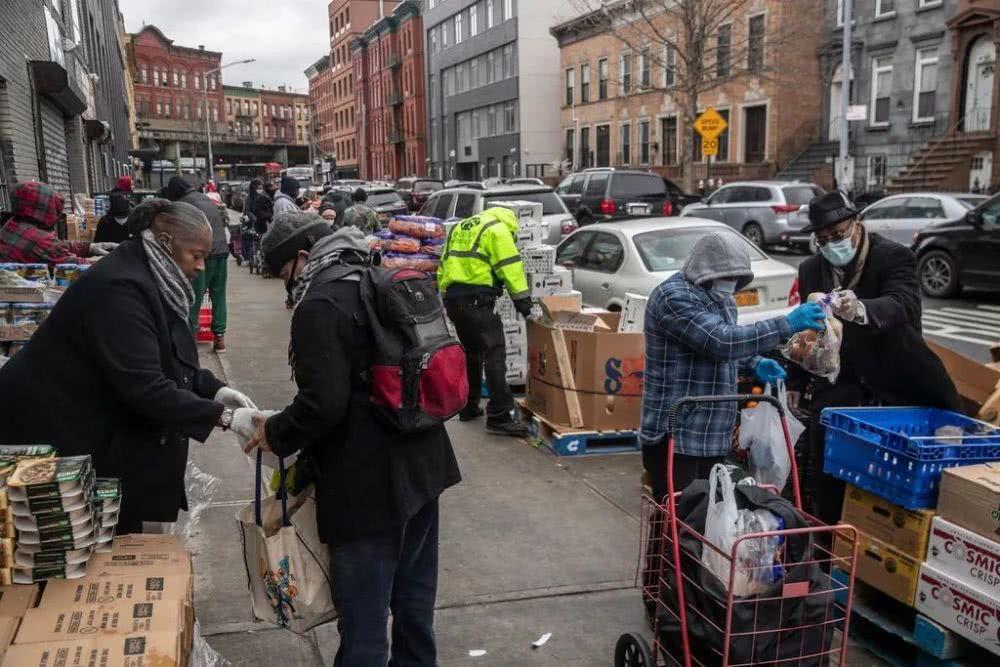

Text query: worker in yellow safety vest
(438, 207), (532, 437)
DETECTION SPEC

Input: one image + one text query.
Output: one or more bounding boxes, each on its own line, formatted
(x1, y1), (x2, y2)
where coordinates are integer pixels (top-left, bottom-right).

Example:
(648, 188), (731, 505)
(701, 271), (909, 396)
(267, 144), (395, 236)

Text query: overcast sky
(119, 0), (329, 93)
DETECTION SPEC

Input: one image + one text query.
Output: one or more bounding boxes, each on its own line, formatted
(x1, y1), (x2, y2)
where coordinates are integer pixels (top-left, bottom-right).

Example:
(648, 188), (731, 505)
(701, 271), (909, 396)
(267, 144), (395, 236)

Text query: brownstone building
(353, 1), (426, 181)
(550, 2), (824, 188)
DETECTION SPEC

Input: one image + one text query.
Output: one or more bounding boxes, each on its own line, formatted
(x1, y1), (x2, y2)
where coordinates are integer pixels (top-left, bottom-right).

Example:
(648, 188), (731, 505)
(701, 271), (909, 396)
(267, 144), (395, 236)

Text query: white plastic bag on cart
(739, 381), (804, 493)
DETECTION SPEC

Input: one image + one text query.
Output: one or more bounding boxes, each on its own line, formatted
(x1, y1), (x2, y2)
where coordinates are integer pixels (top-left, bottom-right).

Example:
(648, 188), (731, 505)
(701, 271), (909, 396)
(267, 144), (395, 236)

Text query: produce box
(520, 246), (556, 274)
(840, 484), (935, 558)
(526, 268), (572, 298)
(916, 562), (1000, 656)
(0, 286), (45, 304)
(14, 599), (186, 644)
(925, 516), (1000, 600)
(0, 617), (18, 661)
(88, 534), (192, 579)
(937, 463), (1000, 542)
(834, 530), (921, 606)
(927, 339), (1000, 425)
(617, 293), (648, 334)
(3, 631), (185, 666)
(40, 574), (193, 607)
(0, 584), (39, 617)
(516, 221), (548, 249)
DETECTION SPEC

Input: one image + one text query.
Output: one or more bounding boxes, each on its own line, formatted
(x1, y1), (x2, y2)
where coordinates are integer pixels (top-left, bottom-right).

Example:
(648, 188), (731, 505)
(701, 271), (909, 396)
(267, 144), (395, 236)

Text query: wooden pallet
(518, 401), (640, 456)
(832, 569), (992, 666)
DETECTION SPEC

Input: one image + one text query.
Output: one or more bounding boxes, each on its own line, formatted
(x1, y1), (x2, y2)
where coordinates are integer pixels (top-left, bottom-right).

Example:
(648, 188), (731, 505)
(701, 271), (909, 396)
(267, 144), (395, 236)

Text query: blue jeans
(329, 499), (439, 667)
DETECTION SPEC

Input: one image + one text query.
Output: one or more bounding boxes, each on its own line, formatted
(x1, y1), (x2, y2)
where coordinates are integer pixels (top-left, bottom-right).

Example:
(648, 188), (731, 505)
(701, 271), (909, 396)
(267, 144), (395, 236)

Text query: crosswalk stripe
(922, 314), (1000, 337)
(937, 307), (1000, 324)
(924, 310), (1000, 332)
(923, 326), (1000, 346)
(979, 305), (1000, 314)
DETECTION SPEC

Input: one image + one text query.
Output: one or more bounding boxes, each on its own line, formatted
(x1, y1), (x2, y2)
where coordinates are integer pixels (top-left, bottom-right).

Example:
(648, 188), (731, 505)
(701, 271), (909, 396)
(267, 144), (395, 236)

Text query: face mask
(820, 237), (857, 267)
(714, 278), (737, 294)
(114, 216), (128, 225)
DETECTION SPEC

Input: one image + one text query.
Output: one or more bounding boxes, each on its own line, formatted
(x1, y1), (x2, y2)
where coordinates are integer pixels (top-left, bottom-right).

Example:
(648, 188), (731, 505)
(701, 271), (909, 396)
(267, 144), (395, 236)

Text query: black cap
(260, 211), (333, 274)
(803, 190), (857, 233)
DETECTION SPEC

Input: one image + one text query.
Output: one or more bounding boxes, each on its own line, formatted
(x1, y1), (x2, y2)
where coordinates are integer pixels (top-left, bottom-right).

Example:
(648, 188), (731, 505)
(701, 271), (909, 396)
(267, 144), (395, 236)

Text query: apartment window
(197, 103), (202, 119)
(640, 49), (651, 88)
(867, 154), (887, 188)
(164, 101), (170, 117)
(181, 72), (187, 88)
(875, 0), (895, 17)
(156, 102), (162, 116)
(173, 70), (179, 86)
(580, 127), (591, 168)
(194, 73), (201, 89)
(140, 65), (148, 84)
(664, 46), (676, 87)
(918, 0), (942, 7)
(153, 66), (160, 86)
(503, 44), (514, 78)
(565, 68), (575, 106)
(620, 54), (632, 95)
(748, 15), (765, 72)
(717, 109), (730, 161)
(504, 101), (517, 133)
(227, 100), (232, 115)
(913, 47), (938, 122)
(716, 25), (731, 78)
(580, 63), (590, 103)
(212, 105), (218, 122)
(487, 0), (494, 29)
(619, 123), (631, 165)
(837, 0), (856, 27)
(503, 0), (513, 21)
(598, 58), (608, 99)
(487, 105), (496, 135)
(441, 20), (449, 48)
(870, 55), (893, 126)
(565, 128), (575, 166)
(662, 116), (678, 165)
(639, 120), (650, 164)
(469, 6), (478, 36)
(455, 13), (463, 44)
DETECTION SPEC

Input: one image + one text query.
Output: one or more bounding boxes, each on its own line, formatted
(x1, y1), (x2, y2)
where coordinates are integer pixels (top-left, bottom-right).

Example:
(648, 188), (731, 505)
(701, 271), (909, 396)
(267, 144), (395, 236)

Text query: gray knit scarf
(141, 229), (195, 322)
(290, 228), (371, 309)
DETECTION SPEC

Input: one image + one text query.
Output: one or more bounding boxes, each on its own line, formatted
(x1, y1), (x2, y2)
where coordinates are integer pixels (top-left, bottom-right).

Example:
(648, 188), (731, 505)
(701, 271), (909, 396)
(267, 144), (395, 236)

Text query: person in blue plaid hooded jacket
(639, 231), (827, 499)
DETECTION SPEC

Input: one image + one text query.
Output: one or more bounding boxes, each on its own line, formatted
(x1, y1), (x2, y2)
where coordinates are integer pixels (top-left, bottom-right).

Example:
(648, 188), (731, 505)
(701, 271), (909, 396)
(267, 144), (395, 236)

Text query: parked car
(912, 192), (1000, 298)
(419, 184), (577, 245)
(858, 192), (988, 246)
(394, 177), (444, 211)
(680, 180), (825, 249)
(363, 186), (409, 224)
(556, 168), (674, 225)
(508, 177), (545, 186)
(555, 218), (797, 318)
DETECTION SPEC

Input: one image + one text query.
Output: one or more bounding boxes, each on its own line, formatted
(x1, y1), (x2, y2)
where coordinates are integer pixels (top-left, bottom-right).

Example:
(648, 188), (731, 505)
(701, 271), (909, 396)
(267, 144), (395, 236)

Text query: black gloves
(514, 298), (534, 318)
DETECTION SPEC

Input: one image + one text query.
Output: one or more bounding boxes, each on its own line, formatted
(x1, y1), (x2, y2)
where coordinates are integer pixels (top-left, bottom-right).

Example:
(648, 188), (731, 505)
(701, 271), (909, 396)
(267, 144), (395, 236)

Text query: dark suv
(395, 177), (444, 211)
(556, 168), (690, 225)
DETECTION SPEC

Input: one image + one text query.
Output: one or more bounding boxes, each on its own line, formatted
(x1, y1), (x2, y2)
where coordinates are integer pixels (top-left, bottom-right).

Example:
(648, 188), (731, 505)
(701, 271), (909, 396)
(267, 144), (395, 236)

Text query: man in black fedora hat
(797, 191), (960, 524)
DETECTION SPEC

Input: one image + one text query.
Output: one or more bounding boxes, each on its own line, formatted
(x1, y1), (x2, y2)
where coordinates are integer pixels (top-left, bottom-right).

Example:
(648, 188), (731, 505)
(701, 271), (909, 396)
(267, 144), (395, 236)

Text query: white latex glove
(230, 408), (259, 443)
(90, 242), (118, 256)
(215, 386), (257, 409)
(831, 289), (868, 324)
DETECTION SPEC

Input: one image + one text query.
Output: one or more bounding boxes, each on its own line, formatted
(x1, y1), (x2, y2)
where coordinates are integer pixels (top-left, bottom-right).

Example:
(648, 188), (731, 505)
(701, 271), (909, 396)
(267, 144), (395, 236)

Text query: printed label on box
(916, 562), (1000, 655)
(925, 516), (1000, 599)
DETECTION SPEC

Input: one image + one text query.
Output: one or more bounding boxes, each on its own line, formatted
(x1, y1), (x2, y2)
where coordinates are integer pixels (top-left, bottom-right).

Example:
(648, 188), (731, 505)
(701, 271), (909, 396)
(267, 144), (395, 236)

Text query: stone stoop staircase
(775, 141), (838, 186)
(887, 132), (995, 193)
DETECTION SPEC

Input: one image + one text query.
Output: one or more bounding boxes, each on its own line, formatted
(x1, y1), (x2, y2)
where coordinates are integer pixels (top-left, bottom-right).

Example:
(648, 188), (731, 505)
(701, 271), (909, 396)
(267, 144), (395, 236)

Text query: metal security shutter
(39, 100), (71, 195)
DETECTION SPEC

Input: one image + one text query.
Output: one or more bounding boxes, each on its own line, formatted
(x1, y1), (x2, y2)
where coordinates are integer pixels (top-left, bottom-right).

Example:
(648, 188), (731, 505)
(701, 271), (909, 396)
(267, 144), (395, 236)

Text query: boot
(459, 405), (485, 422)
(485, 417), (529, 438)
(213, 335), (226, 353)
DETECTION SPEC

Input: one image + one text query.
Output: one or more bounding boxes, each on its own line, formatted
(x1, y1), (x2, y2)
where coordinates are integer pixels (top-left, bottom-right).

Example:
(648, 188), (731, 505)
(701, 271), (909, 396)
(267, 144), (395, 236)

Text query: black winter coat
(93, 214), (132, 243)
(798, 232), (960, 410)
(265, 273), (461, 545)
(0, 240), (225, 527)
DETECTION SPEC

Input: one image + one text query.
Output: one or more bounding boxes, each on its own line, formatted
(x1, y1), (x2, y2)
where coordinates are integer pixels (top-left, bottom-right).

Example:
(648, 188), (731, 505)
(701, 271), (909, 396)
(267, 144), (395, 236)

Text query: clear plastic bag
(780, 293), (843, 382)
(739, 381), (804, 493)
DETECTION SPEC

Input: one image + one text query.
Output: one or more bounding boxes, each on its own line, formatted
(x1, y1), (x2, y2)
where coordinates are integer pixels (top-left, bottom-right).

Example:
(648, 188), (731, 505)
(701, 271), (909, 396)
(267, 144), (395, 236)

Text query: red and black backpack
(359, 268), (468, 433)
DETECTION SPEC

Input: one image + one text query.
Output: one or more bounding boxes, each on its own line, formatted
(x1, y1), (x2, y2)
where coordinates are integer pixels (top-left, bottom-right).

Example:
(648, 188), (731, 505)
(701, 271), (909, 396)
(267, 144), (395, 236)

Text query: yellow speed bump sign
(694, 108), (728, 140)
(702, 137), (719, 157)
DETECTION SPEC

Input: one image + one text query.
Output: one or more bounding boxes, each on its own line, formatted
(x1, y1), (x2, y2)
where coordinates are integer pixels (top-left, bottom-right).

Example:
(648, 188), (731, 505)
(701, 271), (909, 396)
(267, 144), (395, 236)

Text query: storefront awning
(29, 60), (86, 117)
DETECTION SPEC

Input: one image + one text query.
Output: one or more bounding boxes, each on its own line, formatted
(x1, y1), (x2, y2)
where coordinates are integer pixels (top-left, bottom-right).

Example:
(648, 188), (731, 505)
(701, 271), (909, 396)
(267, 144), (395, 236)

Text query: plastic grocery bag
(236, 451), (336, 634)
(739, 382), (804, 492)
(779, 292), (843, 382)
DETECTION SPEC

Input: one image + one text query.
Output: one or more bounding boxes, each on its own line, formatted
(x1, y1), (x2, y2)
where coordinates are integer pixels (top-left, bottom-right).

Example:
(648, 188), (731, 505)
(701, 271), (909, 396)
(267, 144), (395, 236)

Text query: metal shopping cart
(616, 395), (860, 667)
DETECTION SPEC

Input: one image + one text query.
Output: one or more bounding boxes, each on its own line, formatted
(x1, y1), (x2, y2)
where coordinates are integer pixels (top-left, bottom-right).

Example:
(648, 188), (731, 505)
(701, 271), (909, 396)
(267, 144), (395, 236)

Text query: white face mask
(114, 216), (128, 225)
(714, 278), (738, 294)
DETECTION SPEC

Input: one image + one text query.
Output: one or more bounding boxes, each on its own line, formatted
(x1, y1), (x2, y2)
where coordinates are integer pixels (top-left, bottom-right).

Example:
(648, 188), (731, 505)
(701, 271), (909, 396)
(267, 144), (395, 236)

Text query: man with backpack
(249, 211), (462, 667)
(438, 207), (533, 437)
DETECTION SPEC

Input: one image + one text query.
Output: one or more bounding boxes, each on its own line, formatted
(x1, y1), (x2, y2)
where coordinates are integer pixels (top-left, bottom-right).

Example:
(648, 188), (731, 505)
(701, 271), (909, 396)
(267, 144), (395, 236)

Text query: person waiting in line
(273, 176), (301, 217)
(340, 188), (381, 235)
(94, 191), (133, 244)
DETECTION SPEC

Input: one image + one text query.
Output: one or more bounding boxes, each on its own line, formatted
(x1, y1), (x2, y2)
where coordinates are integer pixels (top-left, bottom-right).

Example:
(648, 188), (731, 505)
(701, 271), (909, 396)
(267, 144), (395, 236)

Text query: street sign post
(694, 108), (728, 191)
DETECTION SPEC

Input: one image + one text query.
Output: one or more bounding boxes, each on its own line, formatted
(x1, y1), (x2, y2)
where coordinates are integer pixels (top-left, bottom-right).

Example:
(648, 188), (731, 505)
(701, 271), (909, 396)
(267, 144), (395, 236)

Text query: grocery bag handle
(254, 449), (290, 528)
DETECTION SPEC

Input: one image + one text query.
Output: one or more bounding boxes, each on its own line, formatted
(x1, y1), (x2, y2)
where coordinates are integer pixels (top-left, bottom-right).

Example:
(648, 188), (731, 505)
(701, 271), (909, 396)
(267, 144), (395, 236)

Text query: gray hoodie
(272, 192), (300, 217)
(681, 232), (754, 291)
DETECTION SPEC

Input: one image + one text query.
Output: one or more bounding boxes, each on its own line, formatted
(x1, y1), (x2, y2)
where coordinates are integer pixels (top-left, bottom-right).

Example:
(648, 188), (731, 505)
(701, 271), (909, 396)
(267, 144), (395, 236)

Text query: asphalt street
(770, 249), (999, 363)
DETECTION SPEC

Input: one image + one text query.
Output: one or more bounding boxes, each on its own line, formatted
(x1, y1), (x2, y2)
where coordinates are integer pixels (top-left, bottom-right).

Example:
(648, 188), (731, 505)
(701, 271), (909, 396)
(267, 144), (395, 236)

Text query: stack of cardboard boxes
(65, 195), (98, 242)
(1, 533), (195, 666)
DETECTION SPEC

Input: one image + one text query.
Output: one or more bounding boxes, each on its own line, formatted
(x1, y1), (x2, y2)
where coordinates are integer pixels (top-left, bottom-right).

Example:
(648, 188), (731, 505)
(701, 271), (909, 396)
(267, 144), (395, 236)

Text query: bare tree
(573, 0), (814, 192)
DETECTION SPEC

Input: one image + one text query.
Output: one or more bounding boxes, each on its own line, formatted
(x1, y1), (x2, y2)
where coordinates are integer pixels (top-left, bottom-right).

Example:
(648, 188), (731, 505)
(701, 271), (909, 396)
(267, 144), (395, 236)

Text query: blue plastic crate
(821, 407), (1000, 510)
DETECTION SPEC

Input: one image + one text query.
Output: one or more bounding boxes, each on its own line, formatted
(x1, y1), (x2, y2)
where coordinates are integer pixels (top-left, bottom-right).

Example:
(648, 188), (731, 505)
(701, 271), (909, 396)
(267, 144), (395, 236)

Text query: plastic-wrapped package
(381, 252), (439, 273)
(385, 235), (422, 254)
(389, 215), (445, 240)
(420, 244), (443, 257)
(779, 292), (842, 382)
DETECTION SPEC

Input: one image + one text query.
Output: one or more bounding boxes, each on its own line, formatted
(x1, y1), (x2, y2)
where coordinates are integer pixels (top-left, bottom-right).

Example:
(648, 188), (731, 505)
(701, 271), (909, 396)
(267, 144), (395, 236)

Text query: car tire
(742, 222), (766, 248)
(918, 250), (961, 298)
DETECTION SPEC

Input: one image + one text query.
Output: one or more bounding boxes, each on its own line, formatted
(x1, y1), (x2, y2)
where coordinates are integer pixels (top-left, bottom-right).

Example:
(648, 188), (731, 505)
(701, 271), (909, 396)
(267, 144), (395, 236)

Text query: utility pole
(839, 0), (852, 194)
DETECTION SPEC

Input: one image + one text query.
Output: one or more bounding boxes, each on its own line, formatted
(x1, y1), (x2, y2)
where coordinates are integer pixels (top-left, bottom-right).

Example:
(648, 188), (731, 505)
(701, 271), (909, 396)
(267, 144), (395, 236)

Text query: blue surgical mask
(714, 278), (737, 294)
(820, 237), (857, 267)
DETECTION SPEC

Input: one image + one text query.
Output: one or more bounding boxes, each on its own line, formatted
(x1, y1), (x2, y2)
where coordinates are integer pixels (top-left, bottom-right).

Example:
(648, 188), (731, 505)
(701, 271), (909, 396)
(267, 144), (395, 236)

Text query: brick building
(550, 1), (824, 188)
(305, 54), (336, 159)
(0, 0), (134, 207)
(353, 1), (427, 181)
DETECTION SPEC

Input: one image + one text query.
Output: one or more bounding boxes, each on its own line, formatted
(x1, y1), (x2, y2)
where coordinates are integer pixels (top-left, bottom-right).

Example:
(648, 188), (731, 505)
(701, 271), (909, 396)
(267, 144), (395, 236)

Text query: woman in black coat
(0, 200), (258, 533)
(93, 193), (133, 243)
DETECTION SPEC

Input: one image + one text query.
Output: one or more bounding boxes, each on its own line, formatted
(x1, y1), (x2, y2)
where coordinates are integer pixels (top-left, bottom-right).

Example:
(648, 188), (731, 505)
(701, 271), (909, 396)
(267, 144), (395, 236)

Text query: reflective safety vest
(437, 207), (529, 299)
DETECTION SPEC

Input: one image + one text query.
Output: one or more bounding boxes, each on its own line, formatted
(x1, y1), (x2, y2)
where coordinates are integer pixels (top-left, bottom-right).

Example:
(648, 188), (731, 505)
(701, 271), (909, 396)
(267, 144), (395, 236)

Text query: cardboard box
(0, 286), (45, 303)
(927, 340), (1000, 424)
(526, 298), (644, 431)
(834, 531), (921, 605)
(3, 631), (184, 667)
(15, 598), (186, 644)
(916, 562), (1000, 655)
(937, 464), (1000, 543)
(488, 200), (543, 223)
(0, 585), (38, 617)
(87, 549), (192, 578)
(0, 617), (18, 660)
(505, 366), (527, 385)
(502, 319), (527, 348)
(520, 246), (556, 274)
(527, 268), (572, 298)
(110, 534), (186, 552)
(840, 484), (935, 558)
(40, 574), (193, 607)
(617, 293), (648, 334)
(925, 516), (1000, 600)
(0, 324), (38, 342)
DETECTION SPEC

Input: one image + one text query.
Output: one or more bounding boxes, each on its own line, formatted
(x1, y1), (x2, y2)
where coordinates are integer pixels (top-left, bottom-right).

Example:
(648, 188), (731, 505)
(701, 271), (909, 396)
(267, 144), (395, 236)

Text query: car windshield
(957, 196), (988, 209)
(782, 186), (821, 206)
(634, 228), (768, 272)
(415, 181), (442, 192)
(368, 192), (404, 207)
(484, 191), (567, 215)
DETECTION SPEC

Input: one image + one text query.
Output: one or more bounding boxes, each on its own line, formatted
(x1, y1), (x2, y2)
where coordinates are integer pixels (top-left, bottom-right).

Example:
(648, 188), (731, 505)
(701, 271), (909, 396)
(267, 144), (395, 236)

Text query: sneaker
(458, 405), (484, 422)
(212, 335), (226, 353)
(485, 418), (530, 438)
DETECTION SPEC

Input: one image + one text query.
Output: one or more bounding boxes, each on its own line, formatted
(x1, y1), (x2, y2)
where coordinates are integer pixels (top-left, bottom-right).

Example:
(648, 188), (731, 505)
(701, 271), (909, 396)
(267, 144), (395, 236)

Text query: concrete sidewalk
(188, 256), (650, 665)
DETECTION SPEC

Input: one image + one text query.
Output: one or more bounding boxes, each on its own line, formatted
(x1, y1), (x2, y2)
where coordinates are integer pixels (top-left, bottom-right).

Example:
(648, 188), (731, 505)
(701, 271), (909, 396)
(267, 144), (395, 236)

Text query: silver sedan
(554, 218), (797, 320)
(859, 192), (988, 246)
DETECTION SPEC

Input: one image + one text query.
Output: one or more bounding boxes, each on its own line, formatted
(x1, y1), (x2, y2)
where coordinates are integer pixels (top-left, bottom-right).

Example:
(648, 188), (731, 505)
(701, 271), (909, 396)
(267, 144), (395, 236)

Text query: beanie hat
(280, 175), (300, 199)
(261, 210), (332, 274)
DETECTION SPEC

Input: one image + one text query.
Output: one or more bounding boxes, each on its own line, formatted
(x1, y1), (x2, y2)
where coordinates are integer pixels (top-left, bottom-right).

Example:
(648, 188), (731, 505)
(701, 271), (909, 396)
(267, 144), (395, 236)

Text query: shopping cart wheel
(614, 632), (652, 667)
